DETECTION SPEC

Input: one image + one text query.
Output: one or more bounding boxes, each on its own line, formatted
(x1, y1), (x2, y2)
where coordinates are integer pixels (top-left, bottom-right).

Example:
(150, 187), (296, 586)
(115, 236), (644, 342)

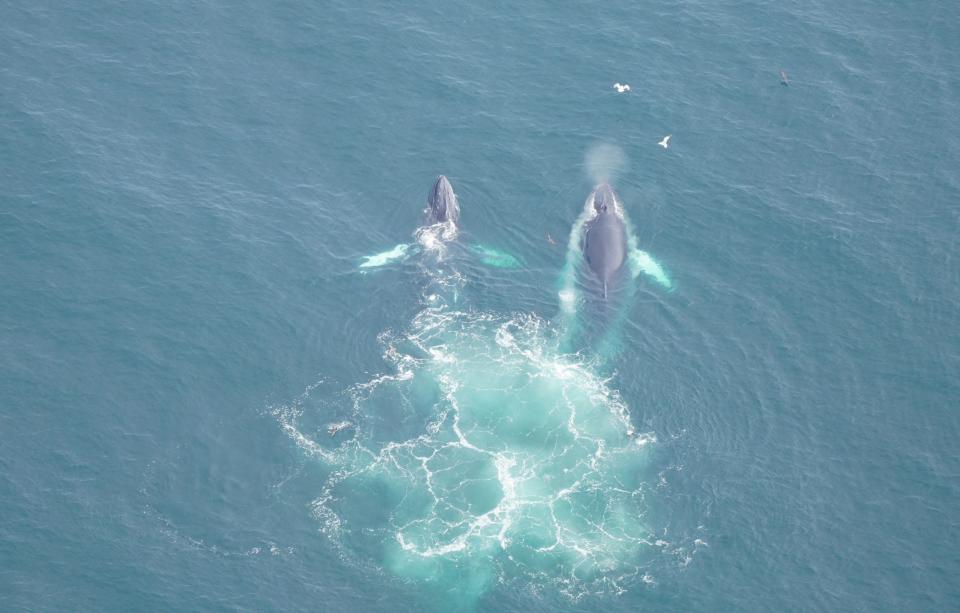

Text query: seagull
(613, 82), (631, 93)
(658, 135), (671, 149)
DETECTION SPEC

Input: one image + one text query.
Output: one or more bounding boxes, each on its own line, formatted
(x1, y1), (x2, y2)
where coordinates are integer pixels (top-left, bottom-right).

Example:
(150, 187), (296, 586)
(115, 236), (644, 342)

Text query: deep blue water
(2, 0), (959, 611)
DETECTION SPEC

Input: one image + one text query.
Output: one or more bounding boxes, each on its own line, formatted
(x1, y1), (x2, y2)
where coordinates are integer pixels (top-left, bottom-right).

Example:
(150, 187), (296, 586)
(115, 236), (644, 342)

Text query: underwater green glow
(276, 309), (656, 607)
(470, 244), (522, 269)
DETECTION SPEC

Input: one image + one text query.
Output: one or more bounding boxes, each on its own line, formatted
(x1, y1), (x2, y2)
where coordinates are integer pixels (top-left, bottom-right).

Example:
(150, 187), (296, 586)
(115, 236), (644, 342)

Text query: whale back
(583, 212), (627, 297)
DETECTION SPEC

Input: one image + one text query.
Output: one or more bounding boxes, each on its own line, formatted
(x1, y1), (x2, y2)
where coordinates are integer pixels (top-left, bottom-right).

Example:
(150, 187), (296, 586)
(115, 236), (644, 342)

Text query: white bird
(658, 135), (671, 148)
(613, 82), (631, 93)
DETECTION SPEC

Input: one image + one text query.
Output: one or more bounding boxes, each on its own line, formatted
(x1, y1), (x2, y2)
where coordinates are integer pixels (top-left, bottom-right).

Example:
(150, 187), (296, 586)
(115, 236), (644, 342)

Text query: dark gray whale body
(582, 183), (627, 299)
(426, 175), (459, 225)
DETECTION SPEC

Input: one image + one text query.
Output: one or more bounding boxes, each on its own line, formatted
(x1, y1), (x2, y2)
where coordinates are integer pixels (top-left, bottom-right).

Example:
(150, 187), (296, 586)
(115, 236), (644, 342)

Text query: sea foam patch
(275, 308), (659, 604)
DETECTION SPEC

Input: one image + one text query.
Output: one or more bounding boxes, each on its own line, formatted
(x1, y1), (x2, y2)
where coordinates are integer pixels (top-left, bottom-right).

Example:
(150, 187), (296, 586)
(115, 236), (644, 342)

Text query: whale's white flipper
(470, 244), (521, 269)
(629, 249), (673, 290)
(359, 243), (412, 269)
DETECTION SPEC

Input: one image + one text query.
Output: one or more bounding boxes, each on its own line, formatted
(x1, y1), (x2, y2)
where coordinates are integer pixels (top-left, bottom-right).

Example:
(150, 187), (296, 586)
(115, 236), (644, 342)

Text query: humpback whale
(360, 175), (520, 271)
(582, 183), (627, 299)
(425, 175), (459, 225)
(558, 178), (672, 354)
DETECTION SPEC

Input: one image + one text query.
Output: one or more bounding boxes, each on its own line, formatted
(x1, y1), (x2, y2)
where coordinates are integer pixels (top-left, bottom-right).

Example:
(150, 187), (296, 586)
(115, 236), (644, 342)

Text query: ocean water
(2, 0), (958, 611)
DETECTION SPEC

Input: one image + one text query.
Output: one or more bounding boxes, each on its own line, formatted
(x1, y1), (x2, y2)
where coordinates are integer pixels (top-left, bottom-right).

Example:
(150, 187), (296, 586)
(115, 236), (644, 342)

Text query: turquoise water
(2, 1), (959, 611)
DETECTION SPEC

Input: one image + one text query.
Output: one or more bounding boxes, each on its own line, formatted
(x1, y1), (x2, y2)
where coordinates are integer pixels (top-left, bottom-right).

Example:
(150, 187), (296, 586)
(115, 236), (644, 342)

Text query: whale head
(592, 183), (617, 215)
(426, 175), (459, 225)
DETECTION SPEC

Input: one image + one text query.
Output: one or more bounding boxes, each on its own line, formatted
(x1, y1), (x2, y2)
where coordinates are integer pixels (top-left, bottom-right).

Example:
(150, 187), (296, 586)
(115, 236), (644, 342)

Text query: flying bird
(658, 135), (671, 149)
(613, 82), (631, 93)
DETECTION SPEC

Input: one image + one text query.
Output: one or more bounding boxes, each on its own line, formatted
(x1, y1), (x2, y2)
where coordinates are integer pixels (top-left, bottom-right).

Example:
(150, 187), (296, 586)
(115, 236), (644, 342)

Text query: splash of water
(415, 221), (458, 254)
(275, 309), (657, 606)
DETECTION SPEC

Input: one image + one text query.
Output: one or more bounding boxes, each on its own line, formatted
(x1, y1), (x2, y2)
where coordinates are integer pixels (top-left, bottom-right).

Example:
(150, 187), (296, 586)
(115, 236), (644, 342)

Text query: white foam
(634, 432), (657, 447)
(326, 421), (351, 436)
(414, 221), (458, 253)
(274, 218), (671, 599)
